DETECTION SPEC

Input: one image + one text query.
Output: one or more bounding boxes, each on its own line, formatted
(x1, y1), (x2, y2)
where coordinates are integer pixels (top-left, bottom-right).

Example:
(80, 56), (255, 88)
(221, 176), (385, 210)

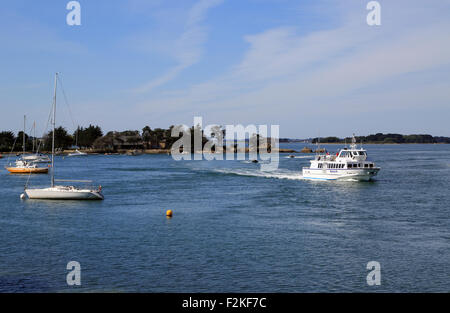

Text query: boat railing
(53, 179), (102, 191)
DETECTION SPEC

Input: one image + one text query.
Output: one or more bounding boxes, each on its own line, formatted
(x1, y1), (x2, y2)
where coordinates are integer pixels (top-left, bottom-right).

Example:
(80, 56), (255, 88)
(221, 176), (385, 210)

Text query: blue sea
(0, 143), (449, 292)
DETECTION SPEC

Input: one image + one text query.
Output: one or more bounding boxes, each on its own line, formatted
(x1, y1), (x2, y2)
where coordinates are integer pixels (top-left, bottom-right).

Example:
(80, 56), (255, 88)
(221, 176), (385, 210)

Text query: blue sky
(0, 0), (449, 137)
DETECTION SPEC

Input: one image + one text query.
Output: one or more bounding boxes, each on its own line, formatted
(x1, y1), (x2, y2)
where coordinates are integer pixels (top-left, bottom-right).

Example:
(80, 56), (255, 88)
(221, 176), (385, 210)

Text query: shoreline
(1, 143), (448, 156)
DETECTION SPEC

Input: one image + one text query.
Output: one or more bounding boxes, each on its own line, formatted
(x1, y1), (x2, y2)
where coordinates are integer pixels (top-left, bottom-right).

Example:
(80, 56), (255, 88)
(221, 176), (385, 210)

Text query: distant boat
(22, 154), (51, 163)
(126, 150), (142, 156)
(68, 125), (88, 157)
(21, 121), (51, 163)
(24, 73), (104, 200)
(6, 159), (49, 174)
(5, 115), (49, 174)
(67, 149), (87, 157)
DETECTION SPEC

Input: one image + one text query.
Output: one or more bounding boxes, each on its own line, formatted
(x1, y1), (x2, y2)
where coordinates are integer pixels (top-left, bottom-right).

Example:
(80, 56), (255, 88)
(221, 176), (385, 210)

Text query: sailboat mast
(51, 73), (57, 187)
(32, 121), (36, 153)
(23, 115), (26, 155)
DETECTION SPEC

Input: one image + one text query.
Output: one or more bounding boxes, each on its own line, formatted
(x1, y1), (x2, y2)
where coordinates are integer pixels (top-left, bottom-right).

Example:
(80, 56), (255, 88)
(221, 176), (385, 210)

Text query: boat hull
(302, 168), (380, 181)
(6, 167), (49, 174)
(21, 155), (51, 163)
(25, 187), (104, 200)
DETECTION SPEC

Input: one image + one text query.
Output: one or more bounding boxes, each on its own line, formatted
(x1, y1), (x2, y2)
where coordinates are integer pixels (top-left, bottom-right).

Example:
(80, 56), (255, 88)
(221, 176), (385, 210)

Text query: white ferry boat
(302, 135), (380, 181)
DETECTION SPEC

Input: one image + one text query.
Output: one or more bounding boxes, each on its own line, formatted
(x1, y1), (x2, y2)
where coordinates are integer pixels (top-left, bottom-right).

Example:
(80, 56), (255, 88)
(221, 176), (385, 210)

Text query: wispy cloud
(133, 0), (223, 93)
(132, 0), (450, 136)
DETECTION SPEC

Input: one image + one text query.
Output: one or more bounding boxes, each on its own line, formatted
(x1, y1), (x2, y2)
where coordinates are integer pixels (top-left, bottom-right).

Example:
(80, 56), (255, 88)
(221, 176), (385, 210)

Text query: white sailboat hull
(25, 187), (104, 200)
(67, 150), (87, 157)
(302, 168), (380, 181)
(22, 154), (51, 163)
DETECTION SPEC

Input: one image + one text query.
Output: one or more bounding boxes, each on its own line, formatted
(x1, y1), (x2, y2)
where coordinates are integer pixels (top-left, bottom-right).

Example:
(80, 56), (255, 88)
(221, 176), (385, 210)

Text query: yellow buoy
(166, 210), (173, 217)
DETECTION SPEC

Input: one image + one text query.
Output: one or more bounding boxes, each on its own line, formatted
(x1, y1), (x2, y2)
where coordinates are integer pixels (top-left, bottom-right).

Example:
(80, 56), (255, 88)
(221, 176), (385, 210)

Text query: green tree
(44, 127), (74, 151)
(0, 131), (15, 152)
(74, 125), (103, 148)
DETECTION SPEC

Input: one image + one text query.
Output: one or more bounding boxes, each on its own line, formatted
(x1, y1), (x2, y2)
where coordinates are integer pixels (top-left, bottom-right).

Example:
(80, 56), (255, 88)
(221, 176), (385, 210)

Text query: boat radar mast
(350, 134), (357, 150)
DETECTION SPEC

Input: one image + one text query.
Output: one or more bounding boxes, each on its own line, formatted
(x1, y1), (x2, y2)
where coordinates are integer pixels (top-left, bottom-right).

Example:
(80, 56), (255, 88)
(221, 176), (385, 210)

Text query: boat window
(370, 164), (373, 168)
(348, 164), (352, 168)
(364, 164), (368, 168)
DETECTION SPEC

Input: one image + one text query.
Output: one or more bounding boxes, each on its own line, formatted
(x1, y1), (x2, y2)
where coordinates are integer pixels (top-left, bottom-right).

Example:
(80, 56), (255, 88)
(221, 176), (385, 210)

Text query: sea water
(0, 143), (449, 292)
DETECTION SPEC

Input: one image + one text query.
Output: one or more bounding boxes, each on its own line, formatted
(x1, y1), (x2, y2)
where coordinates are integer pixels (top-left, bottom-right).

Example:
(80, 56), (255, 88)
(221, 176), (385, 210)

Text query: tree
(74, 125), (103, 148)
(0, 131), (15, 152)
(44, 127), (73, 151)
(15, 131), (34, 152)
(142, 126), (152, 146)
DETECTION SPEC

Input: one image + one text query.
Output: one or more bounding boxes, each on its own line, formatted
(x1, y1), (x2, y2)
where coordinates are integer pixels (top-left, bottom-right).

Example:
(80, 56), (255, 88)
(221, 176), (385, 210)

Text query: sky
(0, 0), (449, 138)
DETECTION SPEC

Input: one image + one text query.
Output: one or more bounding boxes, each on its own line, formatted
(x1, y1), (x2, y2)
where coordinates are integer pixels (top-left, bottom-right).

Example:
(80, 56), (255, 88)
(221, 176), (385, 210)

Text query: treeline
(0, 124), (211, 152)
(92, 125), (210, 152)
(0, 125), (103, 152)
(312, 133), (450, 144)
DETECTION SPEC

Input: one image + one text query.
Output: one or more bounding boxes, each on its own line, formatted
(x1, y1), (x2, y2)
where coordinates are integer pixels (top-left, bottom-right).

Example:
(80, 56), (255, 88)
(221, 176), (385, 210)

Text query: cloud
(132, 0), (450, 136)
(133, 0), (224, 93)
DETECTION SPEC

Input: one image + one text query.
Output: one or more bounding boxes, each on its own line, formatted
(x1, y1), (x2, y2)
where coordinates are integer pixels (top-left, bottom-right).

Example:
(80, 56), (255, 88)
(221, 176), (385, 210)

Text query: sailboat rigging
(5, 115), (49, 174)
(24, 73), (104, 200)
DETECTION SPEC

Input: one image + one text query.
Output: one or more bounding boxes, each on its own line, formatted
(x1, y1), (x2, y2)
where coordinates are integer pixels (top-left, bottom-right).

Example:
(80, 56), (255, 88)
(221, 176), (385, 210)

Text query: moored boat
(23, 73), (104, 201)
(21, 154), (51, 163)
(67, 149), (88, 157)
(6, 160), (49, 174)
(26, 185), (103, 200)
(5, 115), (50, 174)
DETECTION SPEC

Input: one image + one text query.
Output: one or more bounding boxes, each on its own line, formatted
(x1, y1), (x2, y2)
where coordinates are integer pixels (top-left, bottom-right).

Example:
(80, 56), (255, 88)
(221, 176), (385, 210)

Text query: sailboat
(5, 115), (49, 174)
(22, 121), (51, 163)
(67, 149), (88, 157)
(67, 127), (88, 157)
(24, 73), (104, 200)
